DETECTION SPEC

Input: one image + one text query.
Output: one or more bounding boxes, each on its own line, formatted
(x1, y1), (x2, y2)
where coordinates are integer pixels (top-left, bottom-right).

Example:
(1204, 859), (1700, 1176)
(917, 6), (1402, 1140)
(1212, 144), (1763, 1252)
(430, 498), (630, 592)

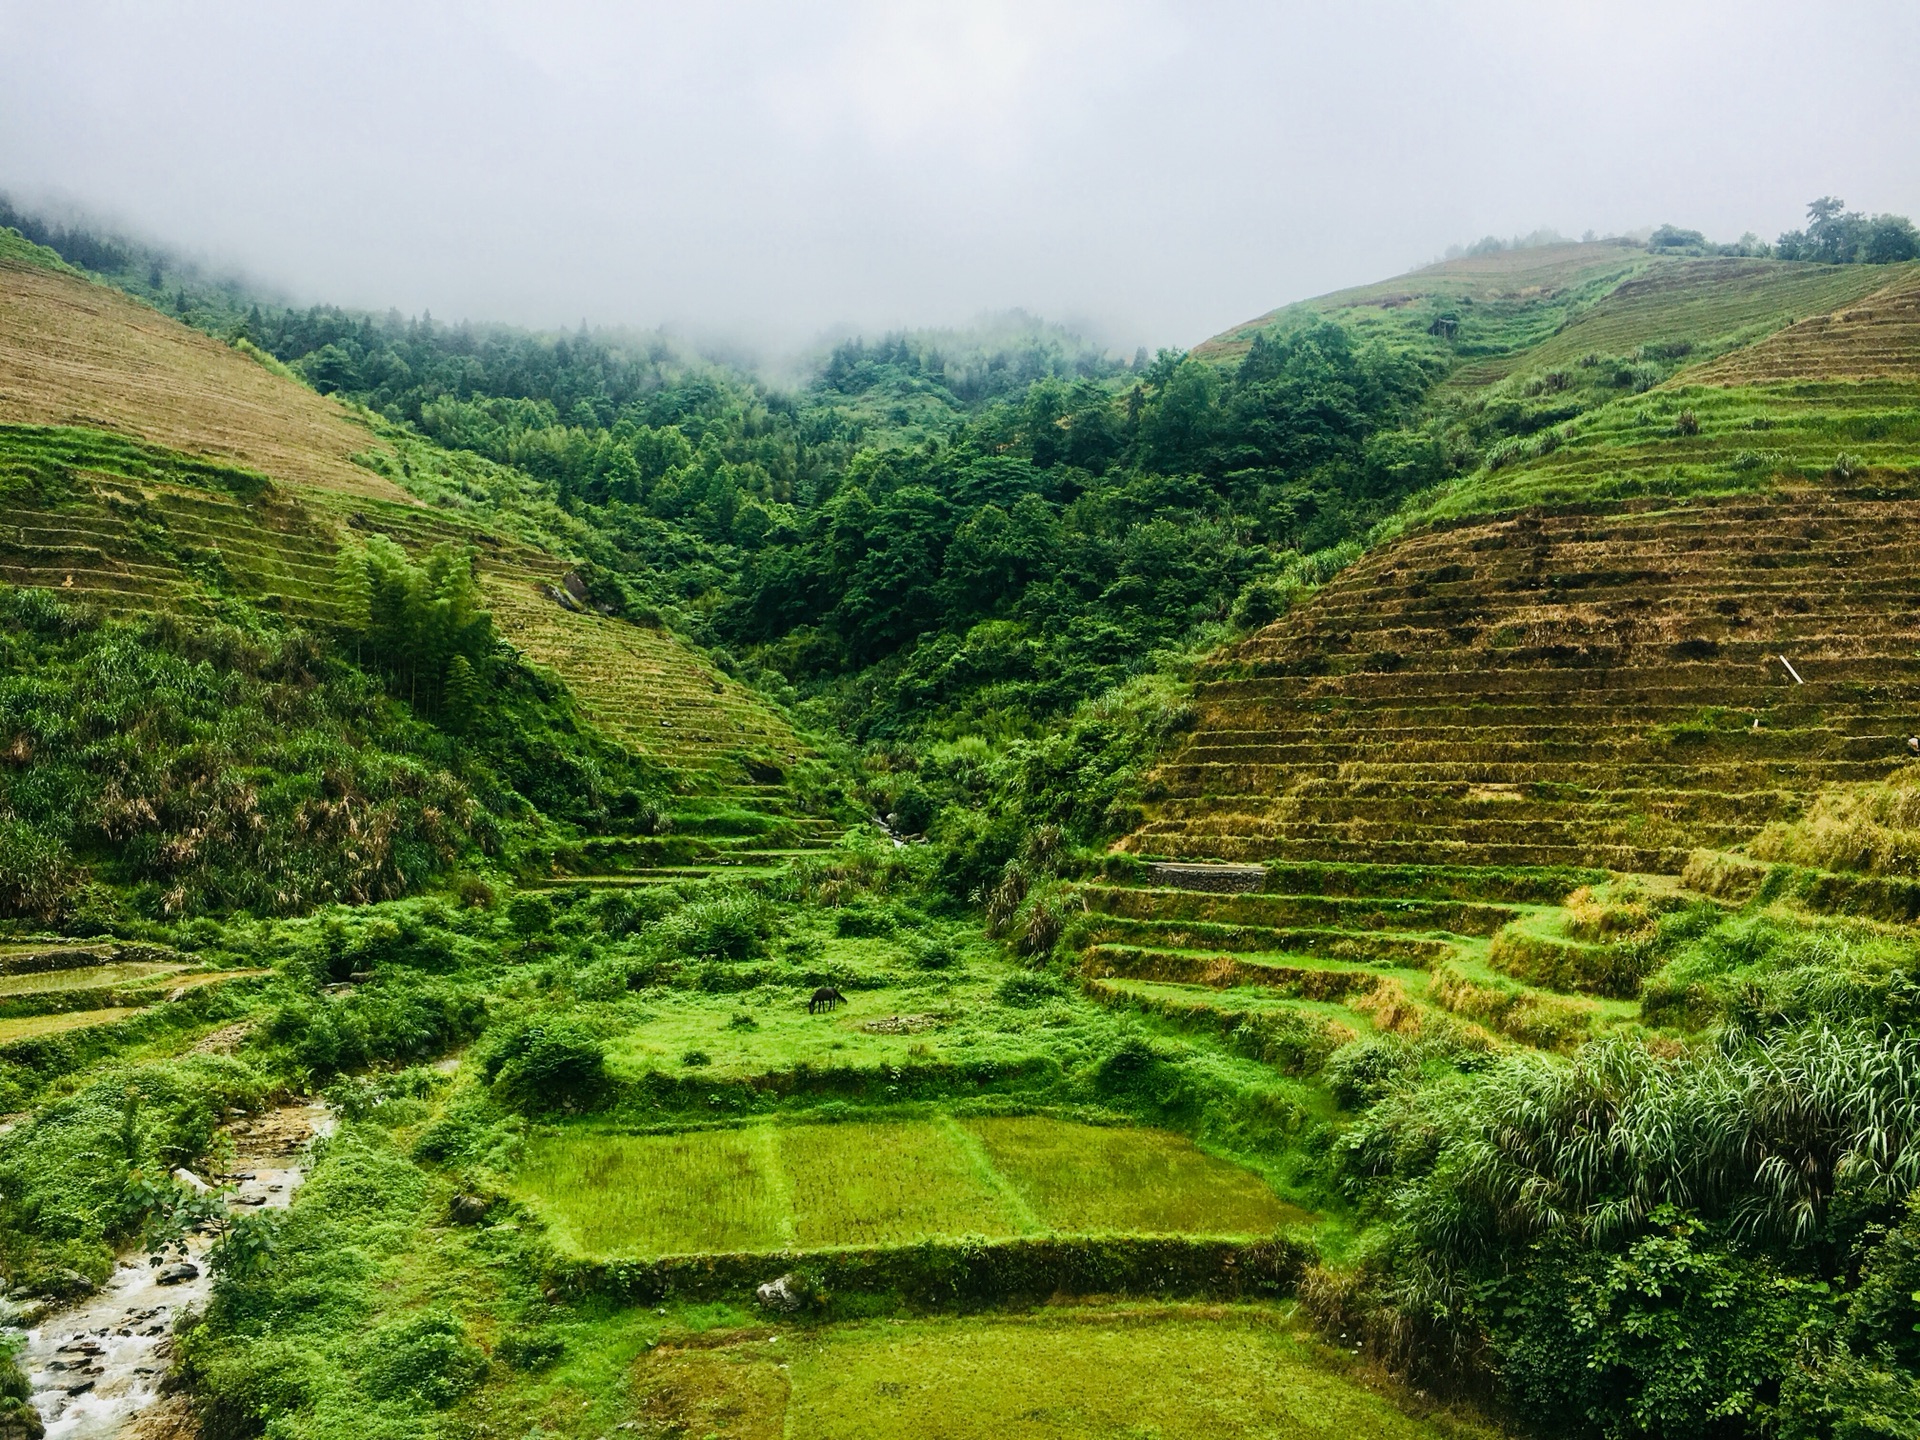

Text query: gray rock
(49, 1268), (94, 1297)
(155, 1263), (200, 1285)
(754, 1273), (804, 1313)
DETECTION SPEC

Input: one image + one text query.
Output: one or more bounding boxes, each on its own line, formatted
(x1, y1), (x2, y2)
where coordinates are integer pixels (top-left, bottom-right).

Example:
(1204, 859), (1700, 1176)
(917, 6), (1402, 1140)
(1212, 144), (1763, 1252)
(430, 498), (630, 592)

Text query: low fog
(3, 1), (1918, 353)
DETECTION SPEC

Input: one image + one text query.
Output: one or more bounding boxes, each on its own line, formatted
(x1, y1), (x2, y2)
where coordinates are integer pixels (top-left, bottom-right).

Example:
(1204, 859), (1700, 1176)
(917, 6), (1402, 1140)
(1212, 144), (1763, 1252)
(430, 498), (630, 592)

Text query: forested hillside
(1, 196), (1918, 1440)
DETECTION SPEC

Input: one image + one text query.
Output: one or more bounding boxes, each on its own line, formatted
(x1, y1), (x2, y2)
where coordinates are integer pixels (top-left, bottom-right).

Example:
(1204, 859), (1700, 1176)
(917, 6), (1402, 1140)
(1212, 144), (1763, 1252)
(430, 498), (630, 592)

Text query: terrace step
(1082, 885), (1524, 936)
(1143, 862), (1267, 893)
(1129, 481), (1920, 873)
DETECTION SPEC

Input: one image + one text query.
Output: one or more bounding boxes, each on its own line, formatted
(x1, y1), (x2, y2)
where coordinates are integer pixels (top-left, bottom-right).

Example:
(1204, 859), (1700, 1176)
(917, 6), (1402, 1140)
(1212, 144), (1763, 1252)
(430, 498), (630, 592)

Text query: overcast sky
(2, 1), (1917, 353)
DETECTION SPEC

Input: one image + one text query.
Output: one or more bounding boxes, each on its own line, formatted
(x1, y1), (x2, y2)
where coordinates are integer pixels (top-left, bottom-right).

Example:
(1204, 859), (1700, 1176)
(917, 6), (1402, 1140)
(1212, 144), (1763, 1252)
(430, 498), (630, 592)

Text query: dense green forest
(2, 195), (1920, 1440)
(254, 303), (1442, 747)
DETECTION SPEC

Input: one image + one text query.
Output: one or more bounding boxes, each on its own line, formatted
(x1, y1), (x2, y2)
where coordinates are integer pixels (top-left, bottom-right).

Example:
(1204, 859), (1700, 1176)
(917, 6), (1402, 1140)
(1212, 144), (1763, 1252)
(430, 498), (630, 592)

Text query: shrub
(496, 1329), (564, 1372)
(833, 903), (897, 938)
(908, 936), (958, 970)
(0, 818), (71, 921)
(0, 1335), (39, 1440)
(1015, 896), (1066, 957)
(450, 872), (495, 908)
(1231, 577), (1299, 630)
(482, 1017), (608, 1115)
(258, 977), (485, 1078)
(1490, 1217), (1818, 1440)
(360, 1309), (487, 1408)
(887, 784), (935, 836)
(505, 891), (554, 945)
(996, 972), (1068, 1008)
(984, 863), (1028, 936)
(1324, 1038), (1419, 1110)
(660, 888), (771, 961)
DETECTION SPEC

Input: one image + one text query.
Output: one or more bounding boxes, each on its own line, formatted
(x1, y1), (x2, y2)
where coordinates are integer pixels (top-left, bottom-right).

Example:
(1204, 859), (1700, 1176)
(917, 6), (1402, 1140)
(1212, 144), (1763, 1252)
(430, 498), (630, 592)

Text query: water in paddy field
(12, 1102), (333, 1440)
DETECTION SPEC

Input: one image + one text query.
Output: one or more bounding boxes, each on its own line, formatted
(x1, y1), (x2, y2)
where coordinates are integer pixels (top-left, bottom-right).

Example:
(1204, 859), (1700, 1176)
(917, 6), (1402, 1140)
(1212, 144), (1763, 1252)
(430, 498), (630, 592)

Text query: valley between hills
(0, 205), (1917, 1439)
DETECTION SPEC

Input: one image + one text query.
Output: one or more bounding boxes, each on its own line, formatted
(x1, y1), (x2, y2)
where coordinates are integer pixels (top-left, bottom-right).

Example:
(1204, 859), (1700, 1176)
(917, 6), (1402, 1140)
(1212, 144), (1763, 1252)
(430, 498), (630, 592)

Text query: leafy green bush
(481, 1016), (608, 1115)
(659, 887), (771, 960)
(996, 972), (1068, 1008)
(496, 1328), (564, 1372)
(832, 902), (897, 937)
(359, 1309), (487, 1408)
(1491, 1215), (1815, 1439)
(258, 977), (485, 1079)
(1323, 1039), (1419, 1110)
(0, 818), (69, 921)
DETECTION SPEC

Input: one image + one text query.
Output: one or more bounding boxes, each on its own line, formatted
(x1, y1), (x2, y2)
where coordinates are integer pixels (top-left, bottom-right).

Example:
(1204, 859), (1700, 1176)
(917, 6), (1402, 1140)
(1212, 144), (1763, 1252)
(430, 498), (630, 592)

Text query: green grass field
(511, 1117), (1299, 1258)
(625, 1305), (1495, 1440)
(967, 1115), (1290, 1236)
(599, 931), (1103, 1081)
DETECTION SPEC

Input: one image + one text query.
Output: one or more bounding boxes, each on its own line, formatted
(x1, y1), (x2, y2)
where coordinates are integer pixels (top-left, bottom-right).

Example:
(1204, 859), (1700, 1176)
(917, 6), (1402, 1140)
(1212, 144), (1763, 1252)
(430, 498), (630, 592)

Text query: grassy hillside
(0, 240), (824, 828)
(1143, 246), (1920, 879)
(1196, 242), (1656, 366)
(0, 233), (406, 501)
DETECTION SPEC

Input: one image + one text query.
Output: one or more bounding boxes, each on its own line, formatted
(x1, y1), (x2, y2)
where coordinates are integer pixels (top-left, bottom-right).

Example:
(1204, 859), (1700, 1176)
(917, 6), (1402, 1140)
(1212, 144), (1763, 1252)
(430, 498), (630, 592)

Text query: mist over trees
(1775, 196), (1920, 264)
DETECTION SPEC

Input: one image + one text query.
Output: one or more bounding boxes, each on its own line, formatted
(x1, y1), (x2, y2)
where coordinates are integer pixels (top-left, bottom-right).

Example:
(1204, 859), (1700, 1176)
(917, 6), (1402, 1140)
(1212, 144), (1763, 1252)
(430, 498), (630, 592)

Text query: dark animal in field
(808, 985), (846, 1014)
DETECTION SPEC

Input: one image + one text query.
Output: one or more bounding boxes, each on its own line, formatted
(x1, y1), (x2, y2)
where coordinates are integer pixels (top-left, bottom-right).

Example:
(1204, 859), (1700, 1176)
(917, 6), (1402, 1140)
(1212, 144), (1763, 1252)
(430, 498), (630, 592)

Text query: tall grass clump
(1323, 907), (1920, 1436)
(1751, 774), (1920, 879)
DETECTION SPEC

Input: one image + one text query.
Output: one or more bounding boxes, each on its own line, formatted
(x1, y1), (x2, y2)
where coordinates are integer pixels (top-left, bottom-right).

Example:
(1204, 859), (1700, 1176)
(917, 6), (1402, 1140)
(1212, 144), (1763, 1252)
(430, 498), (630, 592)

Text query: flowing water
(13, 1102), (332, 1440)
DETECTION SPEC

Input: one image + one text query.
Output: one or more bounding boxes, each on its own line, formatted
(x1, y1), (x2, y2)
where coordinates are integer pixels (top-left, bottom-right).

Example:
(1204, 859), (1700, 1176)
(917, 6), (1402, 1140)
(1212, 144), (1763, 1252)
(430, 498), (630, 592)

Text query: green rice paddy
(0, 1007), (141, 1044)
(626, 1305), (1493, 1440)
(512, 1116), (1301, 1258)
(0, 962), (182, 997)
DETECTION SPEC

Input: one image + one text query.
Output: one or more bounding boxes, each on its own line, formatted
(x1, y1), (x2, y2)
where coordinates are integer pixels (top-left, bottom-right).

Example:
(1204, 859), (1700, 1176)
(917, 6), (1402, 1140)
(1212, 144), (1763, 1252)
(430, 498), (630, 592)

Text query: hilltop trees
(1776, 197), (1920, 264)
(1639, 201), (1918, 263)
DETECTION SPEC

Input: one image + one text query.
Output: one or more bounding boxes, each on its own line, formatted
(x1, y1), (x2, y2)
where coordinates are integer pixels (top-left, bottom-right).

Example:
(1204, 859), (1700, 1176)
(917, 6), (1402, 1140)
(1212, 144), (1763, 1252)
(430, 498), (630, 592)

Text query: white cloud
(0, 0), (1915, 350)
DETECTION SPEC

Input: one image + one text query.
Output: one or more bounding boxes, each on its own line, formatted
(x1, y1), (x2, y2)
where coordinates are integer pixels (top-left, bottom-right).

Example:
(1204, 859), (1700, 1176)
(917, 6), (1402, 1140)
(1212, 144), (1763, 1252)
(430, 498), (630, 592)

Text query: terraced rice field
(629, 1305), (1495, 1440)
(480, 572), (801, 779)
(1104, 255), (1920, 1066)
(1075, 864), (1641, 1053)
(1128, 480), (1920, 876)
(1443, 257), (1902, 391)
(1690, 264), (1920, 383)
(0, 962), (182, 996)
(511, 1117), (1296, 1258)
(0, 1007), (141, 1044)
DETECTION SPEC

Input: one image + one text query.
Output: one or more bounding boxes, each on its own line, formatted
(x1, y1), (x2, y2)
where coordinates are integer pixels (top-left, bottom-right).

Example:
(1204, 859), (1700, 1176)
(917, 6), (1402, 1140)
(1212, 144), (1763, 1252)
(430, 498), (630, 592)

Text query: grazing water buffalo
(808, 985), (846, 1014)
